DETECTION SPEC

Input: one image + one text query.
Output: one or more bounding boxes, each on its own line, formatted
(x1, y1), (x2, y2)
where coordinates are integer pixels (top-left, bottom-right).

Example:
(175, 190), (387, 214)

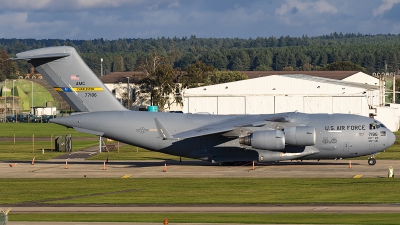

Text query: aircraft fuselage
(51, 111), (395, 163)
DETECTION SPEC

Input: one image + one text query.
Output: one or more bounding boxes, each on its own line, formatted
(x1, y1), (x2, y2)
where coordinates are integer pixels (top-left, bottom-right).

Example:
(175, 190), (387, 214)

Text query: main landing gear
(368, 157), (376, 166)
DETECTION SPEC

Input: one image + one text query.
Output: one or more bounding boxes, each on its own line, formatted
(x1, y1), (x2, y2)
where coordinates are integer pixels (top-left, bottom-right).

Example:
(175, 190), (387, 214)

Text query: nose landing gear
(368, 157), (376, 166)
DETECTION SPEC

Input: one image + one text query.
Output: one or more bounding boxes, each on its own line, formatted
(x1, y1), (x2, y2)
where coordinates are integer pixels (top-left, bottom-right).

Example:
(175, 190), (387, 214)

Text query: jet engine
(239, 130), (285, 150)
(284, 126), (316, 146)
(239, 126), (316, 151)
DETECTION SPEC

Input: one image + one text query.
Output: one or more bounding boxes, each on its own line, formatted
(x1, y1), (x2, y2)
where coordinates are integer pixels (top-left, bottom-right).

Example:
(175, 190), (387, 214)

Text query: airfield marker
(348, 161), (352, 168)
(32, 134), (34, 153)
(163, 163), (167, 172)
(103, 162), (106, 170)
(31, 157), (35, 165)
(65, 160), (68, 169)
(163, 218), (168, 225)
(252, 161), (255, 170)
(9, 163), (17, 167)
(388, 166), (394, 178)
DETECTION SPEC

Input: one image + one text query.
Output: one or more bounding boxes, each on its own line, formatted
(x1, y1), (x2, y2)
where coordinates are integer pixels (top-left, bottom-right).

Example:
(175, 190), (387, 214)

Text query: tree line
(1, 33), (400, 80)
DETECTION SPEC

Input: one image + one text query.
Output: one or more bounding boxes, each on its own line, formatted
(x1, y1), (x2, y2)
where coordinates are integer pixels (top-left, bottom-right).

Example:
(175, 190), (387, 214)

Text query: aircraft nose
(387, 130), (396, 147)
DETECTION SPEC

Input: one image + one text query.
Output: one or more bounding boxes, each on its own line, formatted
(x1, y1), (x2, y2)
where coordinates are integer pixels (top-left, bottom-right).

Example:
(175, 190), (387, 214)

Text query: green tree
(0, 50), (18, 81)
(207, 71), (248, 84)
(137, 52), (181, 110)
(282, 66), (294, 71)
(179, 60), (216, 88)
(322, 61), (367, 73)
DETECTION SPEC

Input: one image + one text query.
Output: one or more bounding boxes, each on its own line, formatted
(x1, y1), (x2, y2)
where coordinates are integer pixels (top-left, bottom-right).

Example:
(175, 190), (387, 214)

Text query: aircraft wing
(171, 115), (287, 140)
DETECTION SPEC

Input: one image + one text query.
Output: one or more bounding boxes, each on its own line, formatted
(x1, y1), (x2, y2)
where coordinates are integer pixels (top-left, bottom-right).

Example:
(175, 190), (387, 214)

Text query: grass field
(2, 80), (56, 111)
(0, 140), (99, 160)
(89, 144), (191, 161)
(2, 123), (400, 161)
(1, 178), (399, 204)
(3, 178), (400, 224)
(9, 213), (400, 224)
(0, 123), (95, 138)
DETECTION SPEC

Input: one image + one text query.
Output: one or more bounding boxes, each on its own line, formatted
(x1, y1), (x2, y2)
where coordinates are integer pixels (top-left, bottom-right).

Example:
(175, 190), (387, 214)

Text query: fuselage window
(370, 123), (380, 130)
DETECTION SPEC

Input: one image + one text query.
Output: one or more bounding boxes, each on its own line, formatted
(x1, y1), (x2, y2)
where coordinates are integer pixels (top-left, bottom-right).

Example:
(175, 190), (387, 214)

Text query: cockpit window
(370, 123), (380, 130)
(380, 124), (386, 128)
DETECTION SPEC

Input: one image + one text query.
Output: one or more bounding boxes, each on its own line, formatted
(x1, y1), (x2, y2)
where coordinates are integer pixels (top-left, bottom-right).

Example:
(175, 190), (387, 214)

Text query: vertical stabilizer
(11, 46), (127, 112)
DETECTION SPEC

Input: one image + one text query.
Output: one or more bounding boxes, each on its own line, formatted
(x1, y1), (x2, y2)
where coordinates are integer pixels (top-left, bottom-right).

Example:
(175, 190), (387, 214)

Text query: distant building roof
(281, 74), (378, 90)
(244, 71), (362, 80)
(100, 70), (366, 83)
(99, 72), (146, 83)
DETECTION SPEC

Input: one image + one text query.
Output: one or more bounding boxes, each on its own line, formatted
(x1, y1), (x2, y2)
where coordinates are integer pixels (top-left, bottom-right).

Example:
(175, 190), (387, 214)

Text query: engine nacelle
(239, 130), (285, 150)
(284, 126), (316, 146)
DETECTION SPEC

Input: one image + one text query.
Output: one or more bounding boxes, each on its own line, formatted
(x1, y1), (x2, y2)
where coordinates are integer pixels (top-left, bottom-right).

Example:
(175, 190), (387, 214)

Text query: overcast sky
(0, 0), (400, 40)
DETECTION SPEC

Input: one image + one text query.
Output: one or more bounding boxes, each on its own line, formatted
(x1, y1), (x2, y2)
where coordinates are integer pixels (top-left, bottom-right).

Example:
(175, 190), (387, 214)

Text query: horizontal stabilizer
(10, 53), (70, 64)
(74, 127), (104, 136)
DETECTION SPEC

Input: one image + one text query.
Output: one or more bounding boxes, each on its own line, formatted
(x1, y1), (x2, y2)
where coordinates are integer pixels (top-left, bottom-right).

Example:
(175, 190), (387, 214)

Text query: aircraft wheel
(368, 158), (376, 166)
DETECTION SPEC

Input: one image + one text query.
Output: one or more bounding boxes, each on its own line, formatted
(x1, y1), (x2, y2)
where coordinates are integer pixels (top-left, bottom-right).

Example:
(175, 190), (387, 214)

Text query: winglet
(154, 118), (178, 140)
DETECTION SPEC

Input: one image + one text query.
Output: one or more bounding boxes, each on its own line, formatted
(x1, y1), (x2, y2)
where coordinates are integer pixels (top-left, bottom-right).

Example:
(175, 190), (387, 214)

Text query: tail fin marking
(11, 46), (127, 112)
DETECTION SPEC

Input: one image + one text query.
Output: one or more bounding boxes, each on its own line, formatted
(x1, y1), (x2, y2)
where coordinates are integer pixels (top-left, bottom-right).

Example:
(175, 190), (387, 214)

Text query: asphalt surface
(8, 223), (309, 225)
(1, 159), (398, 178)
(3, 204), (400, 213)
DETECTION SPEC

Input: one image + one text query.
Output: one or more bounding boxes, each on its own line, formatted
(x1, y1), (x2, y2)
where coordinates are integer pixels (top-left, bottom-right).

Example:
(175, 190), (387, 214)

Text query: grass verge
(9, 213), (400, 224)
(88, 144), (191, 161)
(1, 178), (400, 204)
(0, 123), (95, 138)
(0, 140), (99, 160)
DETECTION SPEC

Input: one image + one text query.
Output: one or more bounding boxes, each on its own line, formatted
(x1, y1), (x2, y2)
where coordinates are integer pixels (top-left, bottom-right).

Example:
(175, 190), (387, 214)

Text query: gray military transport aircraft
(11, 46), (396, 166)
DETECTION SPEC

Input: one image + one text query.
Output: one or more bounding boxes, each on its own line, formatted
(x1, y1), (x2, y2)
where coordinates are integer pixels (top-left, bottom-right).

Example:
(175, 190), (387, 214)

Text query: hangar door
(245, 96), (274, 114)
(303, 97), (333, 113)
(275, 96), (304, 113)
(332, 97), (365, 115)
(186, 97), (218, 114)
(218, 97), (245, 115)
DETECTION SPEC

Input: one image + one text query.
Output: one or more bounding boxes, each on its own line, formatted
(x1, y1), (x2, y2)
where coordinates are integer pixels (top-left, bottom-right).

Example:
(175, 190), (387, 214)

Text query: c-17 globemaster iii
(11, 46), (396, 166)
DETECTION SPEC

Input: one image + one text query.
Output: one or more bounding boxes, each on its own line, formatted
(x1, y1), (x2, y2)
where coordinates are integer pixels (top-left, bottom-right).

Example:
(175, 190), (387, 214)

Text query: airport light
(100, 58), (103, 77)
(12, 80), (15, 121)
(31, 81), (33, 116)
(126, 77), (130, 109)
(3, 79), (6, 123)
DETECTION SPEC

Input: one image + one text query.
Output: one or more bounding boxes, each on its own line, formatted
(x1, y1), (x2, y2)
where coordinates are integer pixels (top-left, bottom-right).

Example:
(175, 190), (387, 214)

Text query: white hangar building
(183, 73), (400, 131)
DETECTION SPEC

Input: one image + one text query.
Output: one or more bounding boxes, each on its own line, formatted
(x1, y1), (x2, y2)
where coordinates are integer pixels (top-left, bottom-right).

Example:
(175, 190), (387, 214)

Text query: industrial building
(183, 73), (400, 131)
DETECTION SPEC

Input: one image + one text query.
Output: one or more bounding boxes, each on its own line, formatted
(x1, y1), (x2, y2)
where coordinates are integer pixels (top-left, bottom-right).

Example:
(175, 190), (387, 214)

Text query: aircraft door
(343, 142), (350, 152)
(380, 130), (387, 143)
(369, 144), (375, 151)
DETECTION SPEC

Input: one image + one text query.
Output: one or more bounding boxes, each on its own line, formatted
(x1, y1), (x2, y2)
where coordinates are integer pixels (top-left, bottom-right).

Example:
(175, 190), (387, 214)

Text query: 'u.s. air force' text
(325, 125), (366, 131)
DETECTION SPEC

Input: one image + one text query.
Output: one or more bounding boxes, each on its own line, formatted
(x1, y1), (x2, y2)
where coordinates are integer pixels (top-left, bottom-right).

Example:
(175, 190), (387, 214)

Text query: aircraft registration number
(85, 93), (97, 97)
